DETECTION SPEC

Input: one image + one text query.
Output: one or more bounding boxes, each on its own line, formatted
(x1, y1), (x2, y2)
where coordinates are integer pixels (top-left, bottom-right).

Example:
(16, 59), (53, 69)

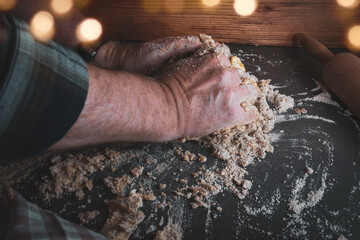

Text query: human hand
(156, 52), (259, 138)
(94, 36), (201, 75)
(51, 49), (259, 151)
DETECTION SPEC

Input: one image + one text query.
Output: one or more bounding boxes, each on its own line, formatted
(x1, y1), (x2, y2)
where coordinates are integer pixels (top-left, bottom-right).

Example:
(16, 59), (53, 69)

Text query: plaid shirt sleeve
(0, 14), (89, 165)
(2, 192), (107, 240)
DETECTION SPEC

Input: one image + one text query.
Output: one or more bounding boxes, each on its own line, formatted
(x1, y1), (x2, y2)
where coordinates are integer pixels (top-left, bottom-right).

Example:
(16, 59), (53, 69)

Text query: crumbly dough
(154, 220), (183, 240)
(174, 147), (207, 163)
(130, 166), (144, 178)
(101, 190), (145, 240)
(294, 107), (307, 114)
(140, 191), (156, 201)
(171, 35), (295, 205)
(78, 210), (100, 225)
(38, 154), (103, 200)
(199, 34), (294, 167)
(103, 176), (131, 196)
(4, 34), (295, 240)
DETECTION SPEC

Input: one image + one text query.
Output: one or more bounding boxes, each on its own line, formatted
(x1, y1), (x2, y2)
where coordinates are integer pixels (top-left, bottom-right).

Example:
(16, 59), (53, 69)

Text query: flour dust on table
(1, 36), (359, 240)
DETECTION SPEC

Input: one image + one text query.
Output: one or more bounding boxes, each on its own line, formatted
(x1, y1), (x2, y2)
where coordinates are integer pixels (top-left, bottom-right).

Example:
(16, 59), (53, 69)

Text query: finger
(153, 36), (201, 61)
(214, 53), (231, 67)
(239, 107), (260, 125)
(167, 36), (202, 55)
(184, 52), (231, 72)
(228, 106), (259, 127)
(237, 84), (259, 103)
(215, 42), (232, 58)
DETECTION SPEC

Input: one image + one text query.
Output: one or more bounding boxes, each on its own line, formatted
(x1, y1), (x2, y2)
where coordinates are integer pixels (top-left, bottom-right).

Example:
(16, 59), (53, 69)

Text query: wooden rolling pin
(293, 33), (360, 118)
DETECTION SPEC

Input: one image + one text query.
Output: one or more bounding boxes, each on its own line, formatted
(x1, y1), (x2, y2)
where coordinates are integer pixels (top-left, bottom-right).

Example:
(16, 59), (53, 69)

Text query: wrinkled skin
(156, 52), (259, 137)
(94, 36), (259, 138)
(52, 36), (259, 150)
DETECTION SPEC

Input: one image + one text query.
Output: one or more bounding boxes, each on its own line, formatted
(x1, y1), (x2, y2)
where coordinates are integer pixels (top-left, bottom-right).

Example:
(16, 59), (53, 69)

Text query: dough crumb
(158, 184), (166, 189)
(130, 166), (144, 178)
(104, 148), (122, 162)
(103, 175), (131, 196)
(38, 153), (108, 200)
(140, 191), (156, 201)
(154, 219), (183, 240)
(78, 210), (100, 225)
(267, 87), (295, 113)
(101, 190), (145, 240)
(294, 107), (307, 114)
(198, 154), (207, 162)
(305, 167), (314, 174)
(174, 148), (197, 163)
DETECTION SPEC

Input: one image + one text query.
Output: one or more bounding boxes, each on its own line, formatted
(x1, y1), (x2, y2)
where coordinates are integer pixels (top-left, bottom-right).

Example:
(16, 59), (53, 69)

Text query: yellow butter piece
(230, 56), (246, 72)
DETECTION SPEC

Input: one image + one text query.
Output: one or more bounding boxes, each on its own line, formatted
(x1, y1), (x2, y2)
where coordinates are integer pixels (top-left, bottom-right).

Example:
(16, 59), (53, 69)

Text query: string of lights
(0, 0), (358, 50)
(0, 0), (102, 43)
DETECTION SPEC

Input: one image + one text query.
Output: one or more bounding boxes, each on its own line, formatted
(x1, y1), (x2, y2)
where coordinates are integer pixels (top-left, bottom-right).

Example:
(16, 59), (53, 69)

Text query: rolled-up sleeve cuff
(0, 15), (89, 165)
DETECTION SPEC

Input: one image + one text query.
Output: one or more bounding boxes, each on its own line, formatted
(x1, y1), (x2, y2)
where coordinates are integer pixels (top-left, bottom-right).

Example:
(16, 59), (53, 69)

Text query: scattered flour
(276, 114), (336, 124)
(303, 90), (340, 107)
(154, 220), (183, 240)
(1, 34), (296, 240)
(171, 35), (294, 206)
(288, 171), (327, 215)
(2, 35), (358, 240)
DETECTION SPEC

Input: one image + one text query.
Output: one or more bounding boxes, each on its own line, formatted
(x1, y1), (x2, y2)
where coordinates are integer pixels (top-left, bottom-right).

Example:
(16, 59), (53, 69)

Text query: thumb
(135, 36), (201, 75)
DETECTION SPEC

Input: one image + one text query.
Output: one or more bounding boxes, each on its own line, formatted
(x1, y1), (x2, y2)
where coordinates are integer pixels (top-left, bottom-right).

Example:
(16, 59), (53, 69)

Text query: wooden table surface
(82, 0), (360, 48)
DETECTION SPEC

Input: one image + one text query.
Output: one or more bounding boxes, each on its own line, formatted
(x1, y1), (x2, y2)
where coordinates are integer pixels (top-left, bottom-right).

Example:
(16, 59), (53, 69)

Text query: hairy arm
(51, 52), (259, 151)
(51, 64), (178, 150)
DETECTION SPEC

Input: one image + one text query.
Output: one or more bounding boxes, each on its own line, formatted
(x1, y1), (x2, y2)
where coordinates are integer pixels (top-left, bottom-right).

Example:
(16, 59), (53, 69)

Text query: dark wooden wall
(82, 0), (360, 47)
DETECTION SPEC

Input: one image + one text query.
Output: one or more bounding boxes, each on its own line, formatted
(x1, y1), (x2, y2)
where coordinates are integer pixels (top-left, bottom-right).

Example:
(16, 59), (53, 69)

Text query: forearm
(51, 64), (178, 150)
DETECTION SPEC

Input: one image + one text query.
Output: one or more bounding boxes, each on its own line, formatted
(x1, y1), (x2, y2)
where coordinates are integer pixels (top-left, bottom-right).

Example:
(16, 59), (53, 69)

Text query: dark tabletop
(13, 45), (360, 240)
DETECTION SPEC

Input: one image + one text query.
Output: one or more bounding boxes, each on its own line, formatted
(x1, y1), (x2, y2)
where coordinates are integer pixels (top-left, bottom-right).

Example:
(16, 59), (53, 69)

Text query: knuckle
(215, 67), (227, 77)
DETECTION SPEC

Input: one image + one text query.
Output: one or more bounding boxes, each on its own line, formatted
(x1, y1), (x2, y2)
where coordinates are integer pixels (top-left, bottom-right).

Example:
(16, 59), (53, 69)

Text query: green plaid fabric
(2, 192), (106, 240)
(0, 15), (89, 165)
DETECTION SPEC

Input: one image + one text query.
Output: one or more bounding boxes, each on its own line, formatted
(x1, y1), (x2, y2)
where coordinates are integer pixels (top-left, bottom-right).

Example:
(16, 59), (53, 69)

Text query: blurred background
(1, 0), (359, 51)
(80, 0), (360, 51)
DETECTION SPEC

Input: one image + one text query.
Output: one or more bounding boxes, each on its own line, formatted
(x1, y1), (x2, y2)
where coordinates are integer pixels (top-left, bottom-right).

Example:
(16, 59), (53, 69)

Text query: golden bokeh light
(142, 0), (162, 13)
(234, 0), (257, 16)
(51, 0), (73, 15)
(336, 0), (359, 8)
(165, 0), (184, 13)
(348, 25), (360, 48)
(74, 0), (91, 8)
(30, 11), (55, 41)
(0, 0), (17, 11)
(76, 18), (102, 43)
(202, 0), (221, 7)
